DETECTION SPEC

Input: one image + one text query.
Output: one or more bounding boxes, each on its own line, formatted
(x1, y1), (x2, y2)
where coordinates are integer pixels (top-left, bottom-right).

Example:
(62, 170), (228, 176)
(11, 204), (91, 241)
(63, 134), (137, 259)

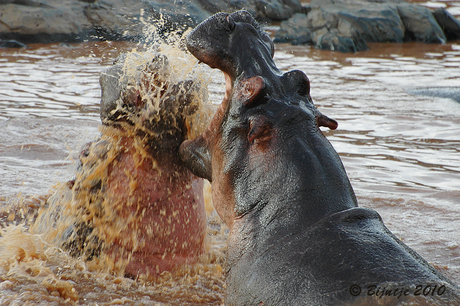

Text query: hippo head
(99, 53), (200, 156)
(186, 10), (274, 80)
(180, 11), (354, 228)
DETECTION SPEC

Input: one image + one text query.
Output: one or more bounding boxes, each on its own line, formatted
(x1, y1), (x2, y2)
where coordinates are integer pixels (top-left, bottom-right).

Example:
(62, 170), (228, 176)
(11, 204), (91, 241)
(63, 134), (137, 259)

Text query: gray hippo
(179, 10), (460, 305)
(406, 86), (460, 103)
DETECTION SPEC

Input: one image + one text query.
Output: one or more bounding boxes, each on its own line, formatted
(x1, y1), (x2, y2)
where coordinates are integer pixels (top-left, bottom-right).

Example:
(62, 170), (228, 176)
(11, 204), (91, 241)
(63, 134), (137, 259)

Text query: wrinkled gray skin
(180, 10), (460, 305)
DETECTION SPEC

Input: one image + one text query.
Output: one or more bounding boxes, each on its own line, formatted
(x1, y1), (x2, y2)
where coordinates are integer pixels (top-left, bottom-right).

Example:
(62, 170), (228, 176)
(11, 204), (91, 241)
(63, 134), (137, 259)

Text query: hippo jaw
(185, 10), (275, 81)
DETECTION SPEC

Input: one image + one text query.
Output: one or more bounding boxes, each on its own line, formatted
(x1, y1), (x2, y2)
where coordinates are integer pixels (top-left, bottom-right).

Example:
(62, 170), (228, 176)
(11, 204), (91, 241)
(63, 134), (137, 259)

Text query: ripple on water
(0, 42), (133, 120)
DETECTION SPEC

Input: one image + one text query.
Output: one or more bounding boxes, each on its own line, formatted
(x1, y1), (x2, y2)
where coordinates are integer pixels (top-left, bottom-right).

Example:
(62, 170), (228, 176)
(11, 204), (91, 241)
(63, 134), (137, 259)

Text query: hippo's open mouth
(185, 10), (274, 122)
(185, 10), (274, 78)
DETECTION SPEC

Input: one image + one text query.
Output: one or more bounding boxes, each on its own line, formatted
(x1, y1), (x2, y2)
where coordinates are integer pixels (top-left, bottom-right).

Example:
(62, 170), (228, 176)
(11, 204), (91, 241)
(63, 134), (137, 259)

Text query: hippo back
(227, 207), (459, 306)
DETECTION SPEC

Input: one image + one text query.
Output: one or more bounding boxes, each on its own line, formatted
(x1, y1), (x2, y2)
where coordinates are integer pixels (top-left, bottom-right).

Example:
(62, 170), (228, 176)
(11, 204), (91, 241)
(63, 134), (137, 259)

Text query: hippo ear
(235, 76), (266, 108)
(281, 70), (310, 98)
(179, 137), (212, 182)
(316, 112), (338, 130)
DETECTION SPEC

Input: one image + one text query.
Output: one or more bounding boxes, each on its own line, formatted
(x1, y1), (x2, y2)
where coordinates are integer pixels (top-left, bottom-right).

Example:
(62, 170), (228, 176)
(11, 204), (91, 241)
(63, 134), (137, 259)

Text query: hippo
(179, 11), (460, 305)
(406, 86), (460, 103)
(61, 52), (207, 278)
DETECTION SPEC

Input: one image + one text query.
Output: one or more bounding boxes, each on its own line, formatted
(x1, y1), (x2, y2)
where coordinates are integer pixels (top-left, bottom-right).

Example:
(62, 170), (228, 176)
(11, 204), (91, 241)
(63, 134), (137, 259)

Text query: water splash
(0, 16), (226, 305)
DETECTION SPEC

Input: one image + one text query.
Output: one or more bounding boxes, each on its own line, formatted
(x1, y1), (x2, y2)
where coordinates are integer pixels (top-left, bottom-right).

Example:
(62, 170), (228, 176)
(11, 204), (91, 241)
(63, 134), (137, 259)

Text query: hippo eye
(227, 15), (236, 31)
(248, 116), (272, 144)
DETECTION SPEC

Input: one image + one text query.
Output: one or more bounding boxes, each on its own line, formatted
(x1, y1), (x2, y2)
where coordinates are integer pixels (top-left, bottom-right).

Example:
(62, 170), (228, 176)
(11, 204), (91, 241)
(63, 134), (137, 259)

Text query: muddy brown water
(1, 3), (460, 305)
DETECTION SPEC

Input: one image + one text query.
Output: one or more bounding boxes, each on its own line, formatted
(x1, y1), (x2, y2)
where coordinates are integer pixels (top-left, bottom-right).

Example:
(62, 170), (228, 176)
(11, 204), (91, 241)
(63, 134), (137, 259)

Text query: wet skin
(180, 10), (459, 305)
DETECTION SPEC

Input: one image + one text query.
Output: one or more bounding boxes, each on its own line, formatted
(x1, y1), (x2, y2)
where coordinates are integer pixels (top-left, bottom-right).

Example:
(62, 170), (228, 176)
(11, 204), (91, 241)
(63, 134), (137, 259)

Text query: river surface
(1, 2), (460, 305)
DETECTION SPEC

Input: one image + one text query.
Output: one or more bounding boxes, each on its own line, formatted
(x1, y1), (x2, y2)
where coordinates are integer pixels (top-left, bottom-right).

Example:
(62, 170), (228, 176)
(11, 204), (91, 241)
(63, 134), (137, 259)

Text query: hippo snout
(185, 12), (235, 69)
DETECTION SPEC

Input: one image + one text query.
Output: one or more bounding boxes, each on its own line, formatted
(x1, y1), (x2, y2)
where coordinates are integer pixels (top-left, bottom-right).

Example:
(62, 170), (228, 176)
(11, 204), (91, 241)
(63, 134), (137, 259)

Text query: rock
(334, 5), (405, 43)
(274, 0), (460, 52)
(433, 8), (460, 41)
(0, 1), (93, 43)
(195, 0), (236, 14)
(0, 40), (27, 48)
(83, 0), (148, 41)
(0, 0), (304, 45)
(316, 29), (349, 52)
(274, 13), (312, 45)
(396, 3), (446, 43)
(254, 0), (303, 21)
(317, 26), (367, 53)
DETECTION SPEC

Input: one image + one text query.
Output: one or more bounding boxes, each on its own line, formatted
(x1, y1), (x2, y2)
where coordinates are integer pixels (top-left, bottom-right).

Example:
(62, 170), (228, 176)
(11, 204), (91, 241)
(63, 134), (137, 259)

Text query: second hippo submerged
(33, 49), (210, 279)
(179, 10), (460, 305)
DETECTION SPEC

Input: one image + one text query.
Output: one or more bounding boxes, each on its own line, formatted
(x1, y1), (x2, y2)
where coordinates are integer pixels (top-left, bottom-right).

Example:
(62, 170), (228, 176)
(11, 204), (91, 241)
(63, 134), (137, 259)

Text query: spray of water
(0, 15), (227, 305)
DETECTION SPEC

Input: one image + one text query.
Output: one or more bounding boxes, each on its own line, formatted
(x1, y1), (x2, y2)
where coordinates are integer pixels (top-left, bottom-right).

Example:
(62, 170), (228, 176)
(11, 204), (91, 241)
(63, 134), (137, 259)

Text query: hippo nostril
(227, 15), (235, 31)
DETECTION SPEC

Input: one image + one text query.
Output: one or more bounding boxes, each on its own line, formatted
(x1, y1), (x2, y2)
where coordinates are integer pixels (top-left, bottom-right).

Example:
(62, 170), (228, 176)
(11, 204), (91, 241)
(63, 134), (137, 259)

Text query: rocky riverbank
(1, 0), (460, 52)
(274, 0), (460, 52)
(0, 0), (302, 45)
